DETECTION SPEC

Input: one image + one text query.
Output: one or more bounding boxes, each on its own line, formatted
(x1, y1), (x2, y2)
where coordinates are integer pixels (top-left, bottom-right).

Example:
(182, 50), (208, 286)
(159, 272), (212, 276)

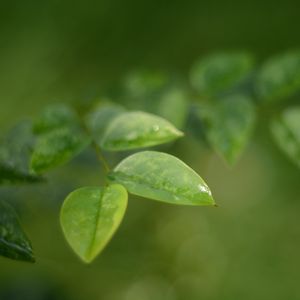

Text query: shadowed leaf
(271, 106), (300, 168)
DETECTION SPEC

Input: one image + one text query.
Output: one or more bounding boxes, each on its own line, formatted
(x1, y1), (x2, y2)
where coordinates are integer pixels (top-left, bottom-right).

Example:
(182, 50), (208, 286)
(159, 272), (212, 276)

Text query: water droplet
(198, 184), (212, 196)
(152, 125), (160, 132)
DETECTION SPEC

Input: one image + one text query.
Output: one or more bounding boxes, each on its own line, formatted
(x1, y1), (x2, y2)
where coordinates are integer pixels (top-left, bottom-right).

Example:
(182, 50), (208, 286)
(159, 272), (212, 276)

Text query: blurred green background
(1, 1), (300, 299)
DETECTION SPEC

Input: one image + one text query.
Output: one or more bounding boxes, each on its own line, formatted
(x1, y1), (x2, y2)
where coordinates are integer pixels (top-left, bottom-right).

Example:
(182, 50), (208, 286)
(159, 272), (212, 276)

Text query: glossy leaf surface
(108, 151), (214, 206)
(190, 52), (254, 95)
(271, 106), (300, 167)
(197, 94), (256, 164)
(101, 111), (183, 151)
(60, 184), (128, 263)
(256, 52), (300, 102)
(0, 201), (35, 262)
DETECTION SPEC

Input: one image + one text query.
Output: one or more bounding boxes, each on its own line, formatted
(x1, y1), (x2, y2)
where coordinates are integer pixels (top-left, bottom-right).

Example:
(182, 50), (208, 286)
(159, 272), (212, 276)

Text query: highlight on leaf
(108, 151), (215, 206)
(101, 111), (184, 151)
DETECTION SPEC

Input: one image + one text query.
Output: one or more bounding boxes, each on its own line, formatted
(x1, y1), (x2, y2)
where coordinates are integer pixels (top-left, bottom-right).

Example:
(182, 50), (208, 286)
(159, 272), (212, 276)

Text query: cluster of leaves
(1, 50), (300, 264)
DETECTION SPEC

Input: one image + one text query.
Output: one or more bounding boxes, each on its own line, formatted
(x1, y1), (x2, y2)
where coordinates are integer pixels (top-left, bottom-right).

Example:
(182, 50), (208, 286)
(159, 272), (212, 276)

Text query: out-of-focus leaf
(101, 111), (183, 151)
(255, 52), (300, 102)
(108, 151), (214, 206)
(157, 88), (189, 129)
(31, 127), (91, 174)
(31, 104), (91, 173)
(60, 184), (128, 263)
(190, 52), (254, 95)
(197, 94), (256, 164)
(85, 102), (125, 146)
(33, 103), (78, 134)
(270, 106), (300, 168)
(0, 200), (35, 262)
(124, 70), (168, 98)
(0, 121), (43, 185)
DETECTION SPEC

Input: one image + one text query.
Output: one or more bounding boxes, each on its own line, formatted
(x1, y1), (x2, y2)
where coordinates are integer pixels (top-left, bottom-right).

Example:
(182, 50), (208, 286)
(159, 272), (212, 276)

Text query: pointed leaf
(101, 111), (183, 151)
(108, 151), (214, 206)
(190, 52), (254, 95)
(0, 121), (43, 185)
(0, 201), (35, 262)
(270, 106), (300, 168)
(60, 184), (128, 263)
(196, 94), (256, 164)
(255, 51), (300, 102)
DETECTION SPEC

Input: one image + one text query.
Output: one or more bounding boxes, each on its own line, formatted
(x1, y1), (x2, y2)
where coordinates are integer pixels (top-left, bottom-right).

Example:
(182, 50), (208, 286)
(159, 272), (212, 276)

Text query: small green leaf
(108, 151), (214, 206)
(255, 51), (300, 102)
(190, 52), (254, 95)
(124, 70), (168, 98)
(33, 103), (78, 134)
(270, 106), (300, 168)
(60, 184), (128, 263)
(85, 102), (125, 146)
(101, 111), (183, 151)
(157, 88), (189, 129)
(196, 94), (256, 164)
(31, 127), (91, 174)
(0, 201), (35, 262)
(0, 121), (43, 185)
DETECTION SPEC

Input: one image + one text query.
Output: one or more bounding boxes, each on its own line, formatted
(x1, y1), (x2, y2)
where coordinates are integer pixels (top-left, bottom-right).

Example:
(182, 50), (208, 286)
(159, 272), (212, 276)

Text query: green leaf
(85, 102), (125, 146)
(33, 103), (78, 134)
(124, 70), (168, 98)
(101, 111), (184, 151)
(255, 51), (300, 102)
(0, 201), (35, 262)
(0, 121), (43, 185)
(31, 127), (91, 174)
(60, 184), (128, 263)
(190, 52), (254, 95)
(270, 106), (300, 168)
(196, 94), (256, 164)
(157, 88), (189, 129)
(108, 151), (214, 206)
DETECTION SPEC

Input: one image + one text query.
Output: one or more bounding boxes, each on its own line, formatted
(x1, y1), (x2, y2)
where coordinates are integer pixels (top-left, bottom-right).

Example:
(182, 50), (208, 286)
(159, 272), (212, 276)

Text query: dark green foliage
(0, 121), (42, 184)
(0, 200), (34, 262)
(1, 50), (300, 263)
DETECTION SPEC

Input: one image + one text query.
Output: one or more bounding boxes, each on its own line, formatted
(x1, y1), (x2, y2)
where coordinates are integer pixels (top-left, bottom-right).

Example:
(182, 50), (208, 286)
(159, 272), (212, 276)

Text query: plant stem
(91, 140), (110, 173)
(76, 109), (111, 173)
